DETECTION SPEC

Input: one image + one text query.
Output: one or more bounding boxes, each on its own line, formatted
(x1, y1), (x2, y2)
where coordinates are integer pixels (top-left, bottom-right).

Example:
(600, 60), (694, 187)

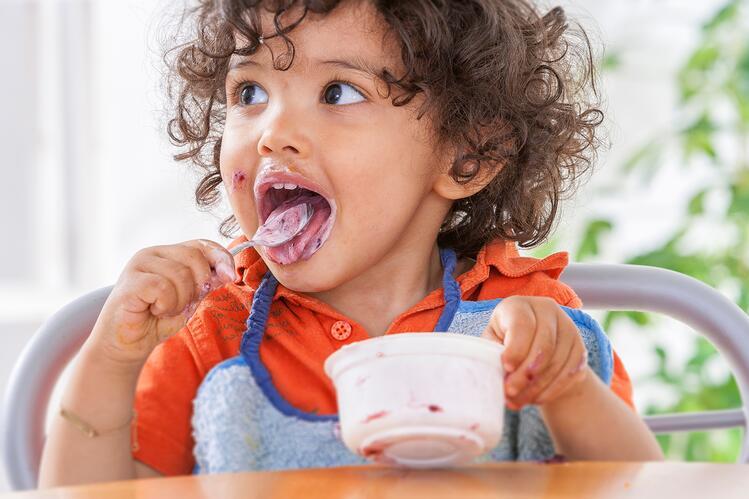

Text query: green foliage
(576, 219), (613, 261)
(622, 139), (663, 174)
(681, 113), (718, 160)
(646, 338), (742, 461)
(602, 311), (650, 331)
(733, 46), (749, 123)
(679, 45), (721, 102)
(702, 0), (740, 33)
(656, 429), (743, 462)
(574, 0), (749, 462)
(688, 190), (707, 215)
(601, 52), (622, 71)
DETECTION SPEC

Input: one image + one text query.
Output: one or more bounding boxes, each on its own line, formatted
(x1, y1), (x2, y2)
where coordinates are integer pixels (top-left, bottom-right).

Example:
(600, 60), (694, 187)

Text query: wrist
(539, 366), (596, 413)
(78, 338), (148, 382)
(58, 340), (144, 439)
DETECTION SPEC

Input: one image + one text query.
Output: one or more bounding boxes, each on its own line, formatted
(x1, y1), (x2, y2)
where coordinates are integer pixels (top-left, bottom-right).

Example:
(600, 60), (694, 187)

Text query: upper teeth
(272, 183), (298, 190)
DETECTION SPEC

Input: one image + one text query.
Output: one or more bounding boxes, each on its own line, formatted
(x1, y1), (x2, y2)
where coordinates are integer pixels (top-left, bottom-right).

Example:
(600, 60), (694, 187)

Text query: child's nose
(259, 140), (299, 156)
(257, 109), (311, 159)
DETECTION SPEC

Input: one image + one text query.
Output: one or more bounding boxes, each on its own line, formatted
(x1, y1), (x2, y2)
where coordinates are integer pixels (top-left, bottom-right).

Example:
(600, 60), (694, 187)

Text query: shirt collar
(228, 236), (569, 306)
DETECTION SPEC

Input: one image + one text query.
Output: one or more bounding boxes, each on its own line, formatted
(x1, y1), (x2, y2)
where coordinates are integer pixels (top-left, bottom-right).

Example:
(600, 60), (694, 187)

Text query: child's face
(220, 1), (458, 292)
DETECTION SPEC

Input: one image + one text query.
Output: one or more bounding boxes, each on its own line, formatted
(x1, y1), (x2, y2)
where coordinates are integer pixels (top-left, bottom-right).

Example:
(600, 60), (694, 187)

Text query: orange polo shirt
(132, 237), (634, 476)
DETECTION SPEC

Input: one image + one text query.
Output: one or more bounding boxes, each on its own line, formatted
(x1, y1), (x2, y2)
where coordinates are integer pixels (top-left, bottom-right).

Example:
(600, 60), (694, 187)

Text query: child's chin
(270, 267), (341, 294)
(261, 247), (339, 291)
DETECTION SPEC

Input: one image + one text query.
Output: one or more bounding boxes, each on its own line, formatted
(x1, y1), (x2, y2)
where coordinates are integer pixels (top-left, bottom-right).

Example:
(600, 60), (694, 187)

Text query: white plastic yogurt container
(324, 332), (505, 468)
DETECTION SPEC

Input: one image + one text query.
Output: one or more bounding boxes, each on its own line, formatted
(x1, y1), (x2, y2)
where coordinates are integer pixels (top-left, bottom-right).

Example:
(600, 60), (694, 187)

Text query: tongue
(253, 201), (312, 247)
(264, 191), (332, 265)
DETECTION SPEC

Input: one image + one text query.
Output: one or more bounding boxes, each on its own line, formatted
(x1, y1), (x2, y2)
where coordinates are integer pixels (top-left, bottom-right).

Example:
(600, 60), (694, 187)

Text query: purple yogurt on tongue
(252, 201), (313, 247)
(262, 189), (333, 265)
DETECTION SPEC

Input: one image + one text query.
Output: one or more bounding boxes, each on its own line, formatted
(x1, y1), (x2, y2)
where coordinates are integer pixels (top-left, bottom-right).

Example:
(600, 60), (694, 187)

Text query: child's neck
(310, 244), (468, 337)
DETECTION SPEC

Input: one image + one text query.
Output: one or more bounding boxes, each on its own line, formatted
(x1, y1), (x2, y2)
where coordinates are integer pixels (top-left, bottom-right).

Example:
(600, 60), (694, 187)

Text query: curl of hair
(165, 0), (604, 258)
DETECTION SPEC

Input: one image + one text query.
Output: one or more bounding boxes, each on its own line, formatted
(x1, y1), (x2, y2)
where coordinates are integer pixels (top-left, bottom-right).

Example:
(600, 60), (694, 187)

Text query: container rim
(324, 332), (504, 380)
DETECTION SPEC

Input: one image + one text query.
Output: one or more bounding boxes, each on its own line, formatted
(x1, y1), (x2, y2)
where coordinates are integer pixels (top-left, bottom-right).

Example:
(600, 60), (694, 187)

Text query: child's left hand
(481, 296), (590, 410)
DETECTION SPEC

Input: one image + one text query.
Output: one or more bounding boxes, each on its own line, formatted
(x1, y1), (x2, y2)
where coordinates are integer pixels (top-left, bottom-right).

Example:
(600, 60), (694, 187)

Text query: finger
(135, 257), (198, 317)
(148, 246), (214, 300)
(154, 241), (236, 318)
(484, 297), (536, 373)
(504, 301), (559, 399)
(512, 319), (575, 406)
(191, 239), (236, 282)
(531, 311), (587, 405)
(152, 242), (230, 286)
(124, 271), (180, 318)
(535, 344), (589, 405)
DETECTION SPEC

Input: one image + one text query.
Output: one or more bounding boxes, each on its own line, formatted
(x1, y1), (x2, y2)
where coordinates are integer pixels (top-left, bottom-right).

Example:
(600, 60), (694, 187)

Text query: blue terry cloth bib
(191, 248), (613, 473)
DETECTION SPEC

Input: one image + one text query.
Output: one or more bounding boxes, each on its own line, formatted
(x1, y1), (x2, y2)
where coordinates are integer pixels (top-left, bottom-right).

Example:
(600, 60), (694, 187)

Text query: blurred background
(0, 0), (747, 491)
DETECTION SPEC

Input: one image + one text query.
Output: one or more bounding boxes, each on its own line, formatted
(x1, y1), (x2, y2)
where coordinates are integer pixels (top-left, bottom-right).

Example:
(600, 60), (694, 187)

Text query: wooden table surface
(4, 462), (749, 499)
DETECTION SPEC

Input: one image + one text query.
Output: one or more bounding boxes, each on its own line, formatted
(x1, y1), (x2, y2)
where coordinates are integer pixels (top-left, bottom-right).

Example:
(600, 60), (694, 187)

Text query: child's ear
(433, 128), (510, 201)
(432, 158), (504, 201)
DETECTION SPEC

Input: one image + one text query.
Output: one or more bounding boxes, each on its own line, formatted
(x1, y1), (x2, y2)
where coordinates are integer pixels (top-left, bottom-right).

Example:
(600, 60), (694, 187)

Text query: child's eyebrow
(228, 58), (260, 72)
(228, 56), (382, 77)
(318, 58), (382, 77)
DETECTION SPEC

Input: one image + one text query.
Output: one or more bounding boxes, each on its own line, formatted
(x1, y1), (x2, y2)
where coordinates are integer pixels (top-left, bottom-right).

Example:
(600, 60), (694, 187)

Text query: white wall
(0, 0), (228, 491)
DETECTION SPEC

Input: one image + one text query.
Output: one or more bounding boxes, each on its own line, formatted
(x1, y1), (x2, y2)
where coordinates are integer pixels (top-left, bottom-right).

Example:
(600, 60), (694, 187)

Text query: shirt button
(331, 320), (352, 341)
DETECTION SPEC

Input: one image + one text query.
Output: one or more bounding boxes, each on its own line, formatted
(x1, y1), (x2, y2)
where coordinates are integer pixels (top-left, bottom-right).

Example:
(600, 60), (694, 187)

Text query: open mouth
(257, 180), (335, 265)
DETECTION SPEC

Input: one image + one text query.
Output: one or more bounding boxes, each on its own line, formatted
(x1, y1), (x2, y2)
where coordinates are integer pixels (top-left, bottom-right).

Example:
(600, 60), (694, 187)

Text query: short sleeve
(132, 326), (202, 476)
(610, 350), (635, 410)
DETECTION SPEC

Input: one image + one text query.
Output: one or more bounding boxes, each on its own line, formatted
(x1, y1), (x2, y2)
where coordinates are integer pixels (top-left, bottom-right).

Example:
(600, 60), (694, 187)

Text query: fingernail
(527, 350), (544, 372)
(571, 355), (588, 375)
(217, 262), (235, 282)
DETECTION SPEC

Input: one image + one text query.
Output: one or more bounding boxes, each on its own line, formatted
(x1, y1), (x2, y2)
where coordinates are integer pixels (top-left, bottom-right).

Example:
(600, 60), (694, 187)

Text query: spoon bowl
(230, 203), (314, 256)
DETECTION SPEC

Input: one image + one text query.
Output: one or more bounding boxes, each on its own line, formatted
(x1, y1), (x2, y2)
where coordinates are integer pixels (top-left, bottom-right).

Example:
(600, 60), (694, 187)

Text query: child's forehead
(229, 1), (401, 73)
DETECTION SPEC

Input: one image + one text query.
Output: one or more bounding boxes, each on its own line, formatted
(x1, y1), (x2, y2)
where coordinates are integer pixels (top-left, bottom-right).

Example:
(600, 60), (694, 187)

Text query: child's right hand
(87, 239), (236, 370)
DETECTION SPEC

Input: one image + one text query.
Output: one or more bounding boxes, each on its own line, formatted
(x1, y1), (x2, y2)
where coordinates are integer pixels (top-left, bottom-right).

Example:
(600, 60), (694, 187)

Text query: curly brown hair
(167, 0), (603, 259)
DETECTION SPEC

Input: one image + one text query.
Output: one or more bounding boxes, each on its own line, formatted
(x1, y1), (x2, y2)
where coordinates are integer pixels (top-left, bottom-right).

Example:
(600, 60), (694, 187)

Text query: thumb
(481, 305), (508, 344)
(194, 239), (237, 283)
(482, 298), (535, 374)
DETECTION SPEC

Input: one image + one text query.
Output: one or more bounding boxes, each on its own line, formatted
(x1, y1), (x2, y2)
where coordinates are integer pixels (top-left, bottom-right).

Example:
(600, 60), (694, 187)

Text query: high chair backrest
(560, 263), (749, 454)
(2, 285), (112, 491)
(2, 263), (749, 490)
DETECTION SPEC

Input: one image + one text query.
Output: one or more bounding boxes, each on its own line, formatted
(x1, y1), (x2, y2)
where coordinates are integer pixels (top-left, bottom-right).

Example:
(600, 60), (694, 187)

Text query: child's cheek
(231, 170), (248, 192)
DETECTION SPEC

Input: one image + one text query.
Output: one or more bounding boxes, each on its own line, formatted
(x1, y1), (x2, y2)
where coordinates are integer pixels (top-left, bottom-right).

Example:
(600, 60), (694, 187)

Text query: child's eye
(238, 83), (269, 106)
(323, 82), (365, 105)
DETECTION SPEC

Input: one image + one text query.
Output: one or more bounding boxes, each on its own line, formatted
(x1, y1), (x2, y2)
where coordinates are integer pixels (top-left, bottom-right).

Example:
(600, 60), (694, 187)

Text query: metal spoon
(230, 203), (314, 256)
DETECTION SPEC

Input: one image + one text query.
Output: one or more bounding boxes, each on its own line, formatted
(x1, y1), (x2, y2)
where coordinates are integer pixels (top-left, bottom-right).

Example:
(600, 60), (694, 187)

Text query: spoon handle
(229, 240), (257, 256)
(228, 203), (315, 256)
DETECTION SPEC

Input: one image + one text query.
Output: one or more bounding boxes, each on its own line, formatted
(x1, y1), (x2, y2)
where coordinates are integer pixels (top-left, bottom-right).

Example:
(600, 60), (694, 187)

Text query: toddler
(40, 0), (662, 486)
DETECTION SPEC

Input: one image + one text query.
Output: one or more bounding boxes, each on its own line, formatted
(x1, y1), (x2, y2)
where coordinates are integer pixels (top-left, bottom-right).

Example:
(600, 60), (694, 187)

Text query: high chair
(2, 263), (749, 490)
